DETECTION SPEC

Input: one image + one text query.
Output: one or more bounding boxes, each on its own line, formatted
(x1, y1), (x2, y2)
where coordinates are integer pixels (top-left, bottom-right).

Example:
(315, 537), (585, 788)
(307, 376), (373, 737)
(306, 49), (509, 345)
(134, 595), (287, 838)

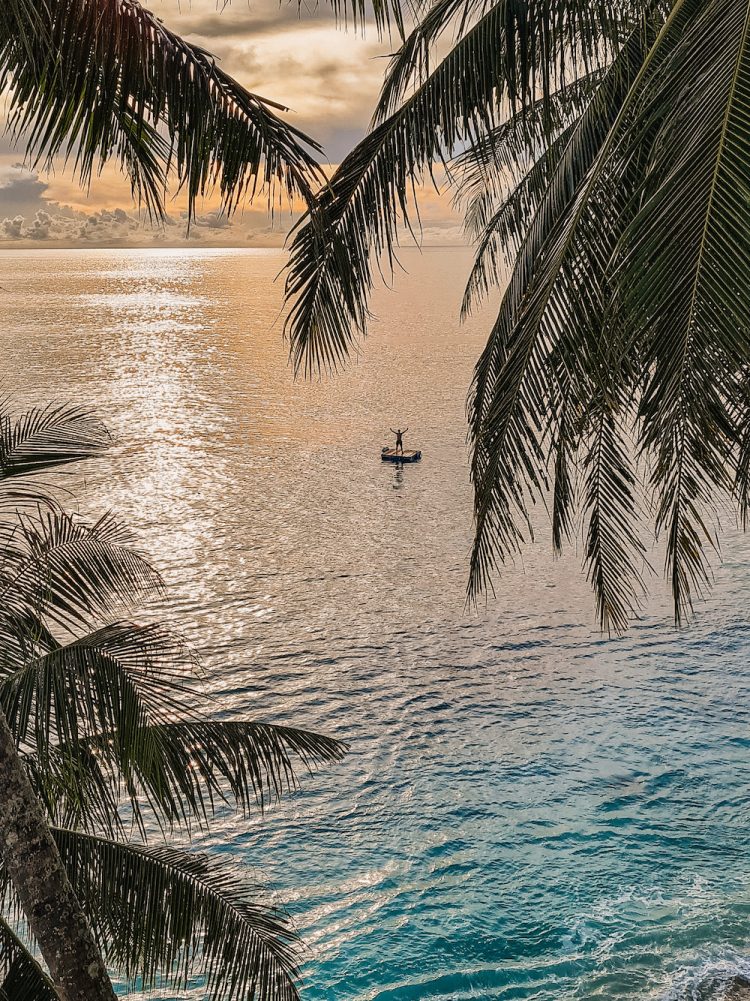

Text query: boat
(381, 447), (422, 463)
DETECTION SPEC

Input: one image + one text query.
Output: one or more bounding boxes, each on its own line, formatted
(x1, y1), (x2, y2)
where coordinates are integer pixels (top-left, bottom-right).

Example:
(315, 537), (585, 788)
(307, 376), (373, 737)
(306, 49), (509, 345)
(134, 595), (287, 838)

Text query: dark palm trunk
(0, 708), (115, 1001)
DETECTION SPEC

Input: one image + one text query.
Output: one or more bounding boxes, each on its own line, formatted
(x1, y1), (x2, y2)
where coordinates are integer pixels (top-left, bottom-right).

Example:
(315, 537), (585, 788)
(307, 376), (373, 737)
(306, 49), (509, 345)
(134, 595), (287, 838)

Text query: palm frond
(452, 72), (603, 236)
(582, 402), (647, 632)
(733, 371), (750, 524)
(0, 915), (56, 1001)
(0, 511), (161, 639)
(374, 0), (629, 125)
(108, 110), (172, 221)
(52, 829), (301, 1001)
(108, 719), (347, 830)
(285, 0), (526, 374)
(615, 0), (750, 621)
(22, 739), (125, 839)
(0, 622), (189, 766)
(459, 121), (578, 316)
(0, 405), (111, 477)
(0, 2), (43, 62)
(0, 0), (323, 220)
(548, 359), (580, 554)
(322, 0), (411, 36)
(373, 0), (491, 122)
(466, 13), (658, 604)
(25, 716), (347, 837)
(465, 0), (750, 626)
(284, 0), (651, 376)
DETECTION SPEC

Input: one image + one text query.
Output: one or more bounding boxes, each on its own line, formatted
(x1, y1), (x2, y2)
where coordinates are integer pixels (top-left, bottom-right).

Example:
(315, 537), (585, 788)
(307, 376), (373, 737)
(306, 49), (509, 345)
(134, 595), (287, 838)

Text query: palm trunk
(0, 708), (116, 1001)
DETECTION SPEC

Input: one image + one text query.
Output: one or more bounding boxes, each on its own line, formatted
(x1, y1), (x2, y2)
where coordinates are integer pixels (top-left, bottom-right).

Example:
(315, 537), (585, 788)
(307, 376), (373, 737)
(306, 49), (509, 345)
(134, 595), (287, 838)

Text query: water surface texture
(3, 248), (750, 1001)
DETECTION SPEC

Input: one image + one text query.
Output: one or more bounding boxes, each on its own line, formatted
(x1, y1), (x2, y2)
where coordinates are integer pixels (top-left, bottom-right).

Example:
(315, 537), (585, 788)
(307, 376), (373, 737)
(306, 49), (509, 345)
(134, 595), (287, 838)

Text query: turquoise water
(3, 247), (750, 1000)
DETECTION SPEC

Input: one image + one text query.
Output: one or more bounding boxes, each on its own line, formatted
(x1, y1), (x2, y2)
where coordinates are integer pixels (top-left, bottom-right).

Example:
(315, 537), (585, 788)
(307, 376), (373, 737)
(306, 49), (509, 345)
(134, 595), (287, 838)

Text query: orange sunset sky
(0, 1), (463, 248)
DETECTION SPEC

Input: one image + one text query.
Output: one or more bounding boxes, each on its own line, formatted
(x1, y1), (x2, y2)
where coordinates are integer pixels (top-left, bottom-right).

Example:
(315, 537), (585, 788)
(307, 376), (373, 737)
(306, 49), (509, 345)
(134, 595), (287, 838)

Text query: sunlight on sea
(3, 247), (750, 1001)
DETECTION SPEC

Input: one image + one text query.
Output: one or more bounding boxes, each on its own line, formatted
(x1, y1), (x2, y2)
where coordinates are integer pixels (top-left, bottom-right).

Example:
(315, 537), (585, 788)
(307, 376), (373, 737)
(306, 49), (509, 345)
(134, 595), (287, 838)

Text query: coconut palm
(0, 402), (346, 1001)
(284, 0), (750, 632)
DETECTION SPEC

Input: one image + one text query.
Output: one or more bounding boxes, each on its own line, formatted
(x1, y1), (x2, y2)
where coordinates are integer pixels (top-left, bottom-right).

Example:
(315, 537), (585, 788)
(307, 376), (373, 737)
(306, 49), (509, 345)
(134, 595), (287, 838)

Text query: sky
(0, 1), (463, 248)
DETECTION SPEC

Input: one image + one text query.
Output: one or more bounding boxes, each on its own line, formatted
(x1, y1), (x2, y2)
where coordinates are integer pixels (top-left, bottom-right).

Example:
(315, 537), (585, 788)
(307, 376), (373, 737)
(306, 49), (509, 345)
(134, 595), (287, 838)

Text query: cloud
(189, 209), (233, 230)
(150, 0), (393, 160)
(1, 215), (24, 238)
(0, 205), (137, 243)
(0, 163), (53, 213)
(0, 166), (158, 244)
(0, 165), (298, 247)
(177, 5), (336, 41)
(186, 26), (388, 159)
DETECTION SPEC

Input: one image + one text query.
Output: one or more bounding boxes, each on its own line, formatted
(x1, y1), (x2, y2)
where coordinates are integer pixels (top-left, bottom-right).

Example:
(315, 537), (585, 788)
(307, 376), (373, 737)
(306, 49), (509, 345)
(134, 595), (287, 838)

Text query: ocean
(3, 246), (750, 1001)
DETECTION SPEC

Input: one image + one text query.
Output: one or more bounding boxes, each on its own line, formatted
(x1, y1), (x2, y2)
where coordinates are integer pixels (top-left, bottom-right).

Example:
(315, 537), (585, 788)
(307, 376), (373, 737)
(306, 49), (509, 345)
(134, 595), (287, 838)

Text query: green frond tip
(53, 830), (302, 1001)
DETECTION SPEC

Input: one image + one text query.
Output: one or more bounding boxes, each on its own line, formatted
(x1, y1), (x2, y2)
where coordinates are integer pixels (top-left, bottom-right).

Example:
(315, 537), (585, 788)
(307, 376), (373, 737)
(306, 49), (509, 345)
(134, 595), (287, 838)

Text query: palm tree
(0, 402), (346, 1000)
(284, 0), (750, 632)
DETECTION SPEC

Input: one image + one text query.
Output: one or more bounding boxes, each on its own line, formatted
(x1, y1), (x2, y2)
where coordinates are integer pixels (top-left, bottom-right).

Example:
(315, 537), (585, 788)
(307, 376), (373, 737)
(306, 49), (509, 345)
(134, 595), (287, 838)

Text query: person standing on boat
(391, 427), (408, 454)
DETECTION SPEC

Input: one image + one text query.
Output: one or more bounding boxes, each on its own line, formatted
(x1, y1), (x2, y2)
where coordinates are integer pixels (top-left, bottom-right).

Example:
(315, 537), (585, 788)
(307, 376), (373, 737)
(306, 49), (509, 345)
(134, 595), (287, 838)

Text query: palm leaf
(1, 610), (346, 826)
(22, 739), (124, 838)
(0, 915), (56, 1001)
(581, 402), (647, 631)
(458, 121), (578, 316)
(0, 511), (161, 640)
(452, 72), (603, 237)
(733, 371), (750, 523)
(25, 717), (347, 837)
(284, 0), (645, 375)
(0, 405), (111, 476)
(466, 0), (750, 626)
(285, 0), (527, 374)
(52, 829), (301, 1001)
(106, 719), (347, 829)
(323, 0), (411, 36)
(0, 403), (112, 527)
(374, 0), (627, 124)
(0, 622), (189, 766)
(614, 0), (750, 621)
(466, 13), (660, 604)
(0, 0), (323, 220)
(373, 0), (493, 122)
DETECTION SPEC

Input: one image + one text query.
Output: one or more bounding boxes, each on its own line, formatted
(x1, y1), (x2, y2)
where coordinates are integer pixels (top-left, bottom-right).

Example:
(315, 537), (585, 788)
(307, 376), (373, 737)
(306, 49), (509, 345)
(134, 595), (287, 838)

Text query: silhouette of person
(390, 427), (408, 454)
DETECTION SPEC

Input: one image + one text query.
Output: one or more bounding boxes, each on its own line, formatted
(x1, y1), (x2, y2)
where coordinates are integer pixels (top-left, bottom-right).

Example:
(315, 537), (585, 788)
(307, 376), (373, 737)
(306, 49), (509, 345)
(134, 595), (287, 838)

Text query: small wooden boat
(381, 447), (422, 463)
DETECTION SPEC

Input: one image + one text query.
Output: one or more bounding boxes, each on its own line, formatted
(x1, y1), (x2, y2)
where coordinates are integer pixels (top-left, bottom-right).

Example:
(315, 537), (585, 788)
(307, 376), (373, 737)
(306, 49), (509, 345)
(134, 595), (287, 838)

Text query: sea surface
(3, 247), (750, 1001)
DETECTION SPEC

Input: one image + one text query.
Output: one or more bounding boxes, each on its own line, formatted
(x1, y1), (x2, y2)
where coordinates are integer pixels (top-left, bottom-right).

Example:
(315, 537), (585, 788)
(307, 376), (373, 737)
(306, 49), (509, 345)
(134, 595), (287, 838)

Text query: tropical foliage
(284, 0), (750, 630)
(0, 402), (346, 999)
(0, 0), (326, 219)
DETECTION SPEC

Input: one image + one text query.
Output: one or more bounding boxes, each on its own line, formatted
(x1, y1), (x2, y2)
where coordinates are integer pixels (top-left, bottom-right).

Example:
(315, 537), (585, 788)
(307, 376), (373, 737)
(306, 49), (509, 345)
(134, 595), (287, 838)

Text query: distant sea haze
(5, 246), (750, 1001)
